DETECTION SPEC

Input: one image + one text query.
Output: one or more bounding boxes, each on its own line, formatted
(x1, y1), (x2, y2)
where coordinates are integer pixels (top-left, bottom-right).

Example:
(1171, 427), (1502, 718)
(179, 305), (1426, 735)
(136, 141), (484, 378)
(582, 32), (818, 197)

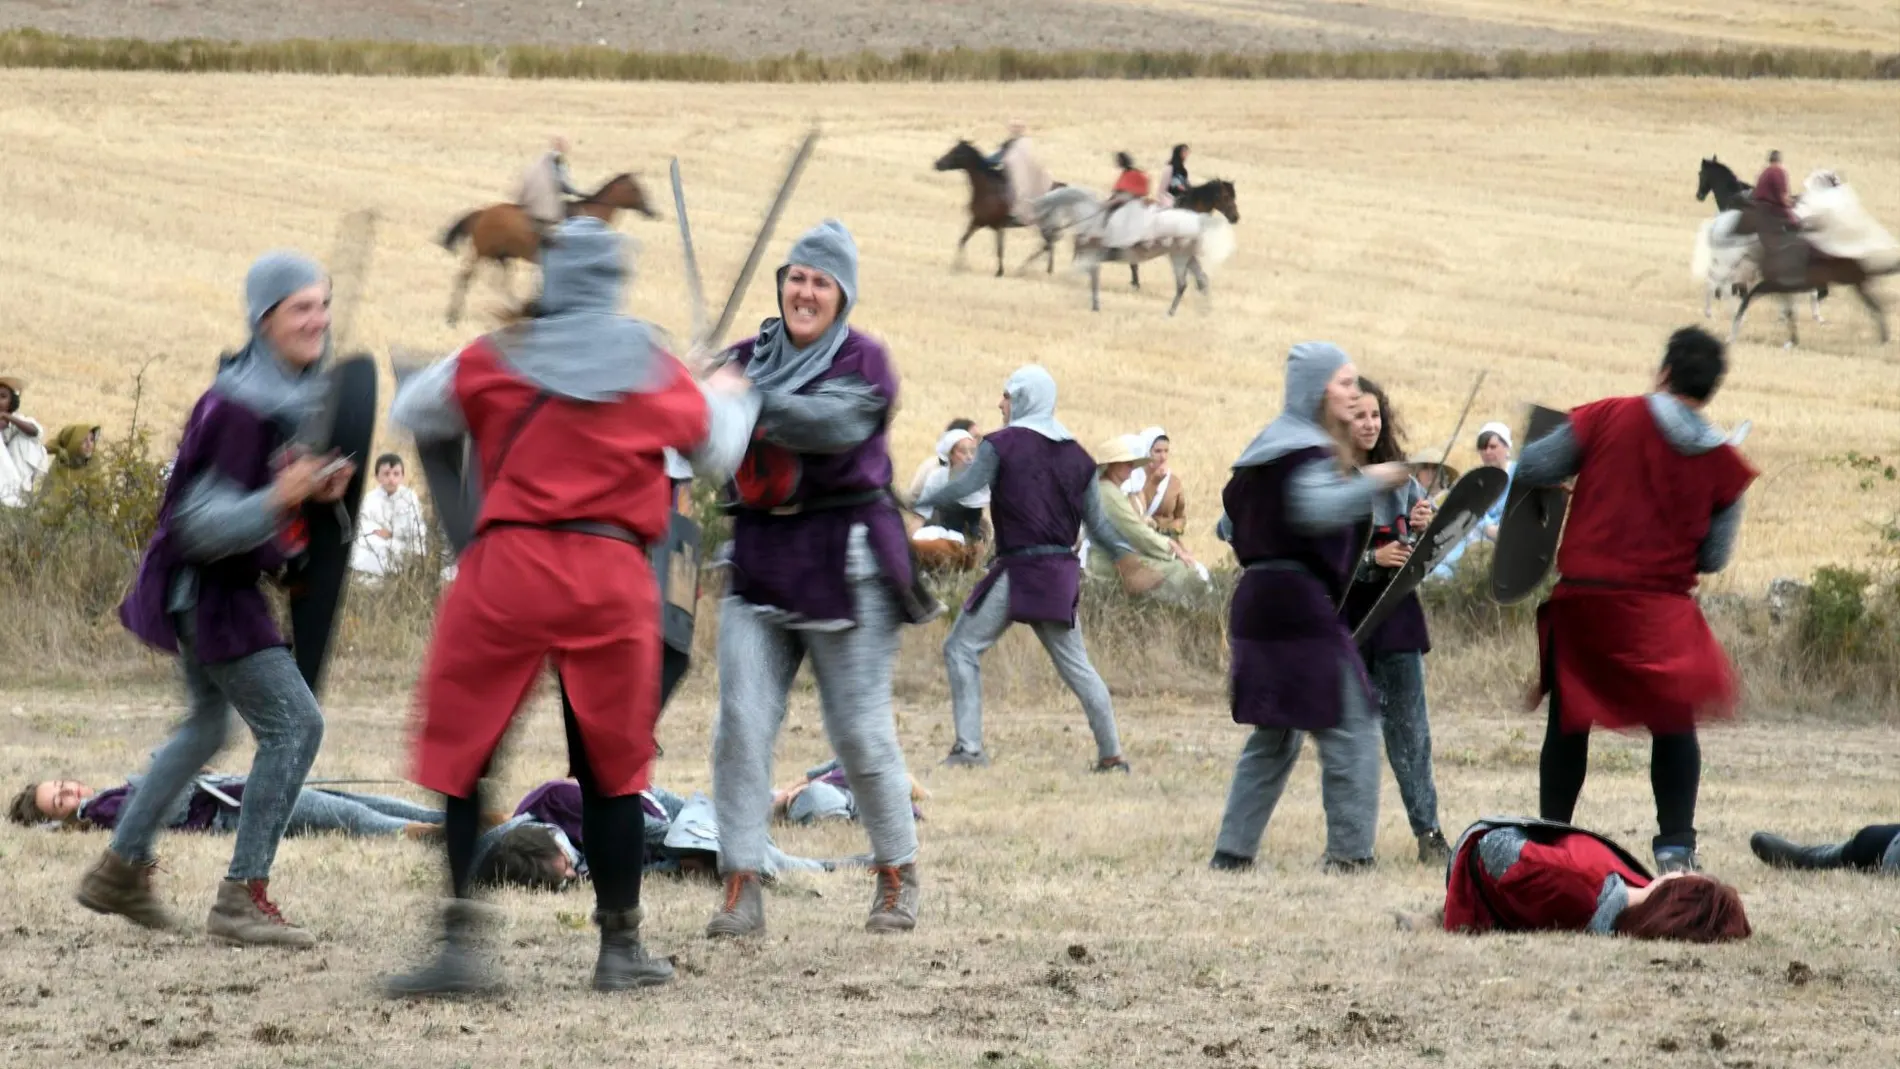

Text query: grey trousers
(712, 580), (919, 873)
(1213, 666), (1381, 863)
(110, 625), (325, 881)
(943, 574), (1122, 760)
(1368, 650), (1442, 837)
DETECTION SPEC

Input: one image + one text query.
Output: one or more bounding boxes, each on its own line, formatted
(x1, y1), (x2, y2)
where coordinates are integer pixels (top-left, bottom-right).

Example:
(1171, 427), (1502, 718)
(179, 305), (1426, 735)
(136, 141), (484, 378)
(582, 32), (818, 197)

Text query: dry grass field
(3, 0), (1896, 53)
(2, 72), (1897, 587)
(4, 69), (1900, 1068)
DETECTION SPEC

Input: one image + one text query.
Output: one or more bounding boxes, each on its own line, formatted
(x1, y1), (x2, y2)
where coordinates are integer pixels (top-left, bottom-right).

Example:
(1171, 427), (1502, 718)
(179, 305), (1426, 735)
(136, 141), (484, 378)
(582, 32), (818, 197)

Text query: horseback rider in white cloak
(987, 120), (1054, 226)
(514, 134), (582, 239)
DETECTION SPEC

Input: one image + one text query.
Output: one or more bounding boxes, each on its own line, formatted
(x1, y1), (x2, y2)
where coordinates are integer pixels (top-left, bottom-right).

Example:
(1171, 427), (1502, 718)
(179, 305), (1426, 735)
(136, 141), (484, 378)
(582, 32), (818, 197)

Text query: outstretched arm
(390, 355), (467, 443)
(1515, 425), (1582, 488)
(914, 440), (1000, 511)
(1286, 460), (1376, 536)
(755, 376), (887, 455)
(1081, 479), (1135, 559)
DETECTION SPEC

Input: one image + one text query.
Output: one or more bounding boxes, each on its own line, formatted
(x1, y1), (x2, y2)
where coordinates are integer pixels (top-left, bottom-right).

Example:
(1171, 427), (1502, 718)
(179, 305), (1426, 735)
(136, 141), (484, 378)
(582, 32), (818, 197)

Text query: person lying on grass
(10, 773), (453, 842)
(1394, 817), (1751, 942)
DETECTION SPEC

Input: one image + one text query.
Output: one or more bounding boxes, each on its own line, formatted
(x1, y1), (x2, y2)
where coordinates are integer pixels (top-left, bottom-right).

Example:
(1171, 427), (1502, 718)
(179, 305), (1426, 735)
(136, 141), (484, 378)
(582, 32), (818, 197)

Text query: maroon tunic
(963, 427), (1097, 626)
(1751, 164), (1797, 226)
(1224, 447), (1372, 731)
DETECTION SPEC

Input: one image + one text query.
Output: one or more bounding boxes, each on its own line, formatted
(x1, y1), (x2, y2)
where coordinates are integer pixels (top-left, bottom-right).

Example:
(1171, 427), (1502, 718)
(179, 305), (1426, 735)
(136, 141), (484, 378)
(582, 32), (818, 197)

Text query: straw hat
(1406, 451), (1460, 486)
(1094, 434), (1145, 467)
(0, 375), (23, 395)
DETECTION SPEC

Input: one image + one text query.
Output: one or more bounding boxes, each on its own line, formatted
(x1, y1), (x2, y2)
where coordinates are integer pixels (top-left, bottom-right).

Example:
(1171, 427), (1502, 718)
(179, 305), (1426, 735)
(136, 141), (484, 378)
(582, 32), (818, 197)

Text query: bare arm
(756, 375), (886, 455)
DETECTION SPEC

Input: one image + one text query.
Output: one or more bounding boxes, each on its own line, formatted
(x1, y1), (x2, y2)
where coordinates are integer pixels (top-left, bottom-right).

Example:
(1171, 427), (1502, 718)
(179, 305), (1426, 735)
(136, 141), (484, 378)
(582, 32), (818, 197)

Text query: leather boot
(384, 900), (503, 998)
(705, 872), (766, 939)
(1750, 832), (1847, 871)
(75, 849), (178, 930)
(206, 879), (316, 948)
(593, 907), (675, 991)
(865, 864), (920, 933)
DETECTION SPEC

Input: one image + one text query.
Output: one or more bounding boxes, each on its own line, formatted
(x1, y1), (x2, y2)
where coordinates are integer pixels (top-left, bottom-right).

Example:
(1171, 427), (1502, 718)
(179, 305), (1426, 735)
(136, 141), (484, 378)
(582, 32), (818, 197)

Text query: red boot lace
(871, 866), (903, 913)
(721, 873), (755, 912)
(246, 881), (289, 925)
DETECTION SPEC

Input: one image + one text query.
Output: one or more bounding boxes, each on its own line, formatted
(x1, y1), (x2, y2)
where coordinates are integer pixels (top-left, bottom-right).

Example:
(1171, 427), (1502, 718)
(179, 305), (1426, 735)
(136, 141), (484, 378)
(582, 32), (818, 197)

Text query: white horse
(1064, 179), (1241, 315)
(1692, 210), (1823, 322)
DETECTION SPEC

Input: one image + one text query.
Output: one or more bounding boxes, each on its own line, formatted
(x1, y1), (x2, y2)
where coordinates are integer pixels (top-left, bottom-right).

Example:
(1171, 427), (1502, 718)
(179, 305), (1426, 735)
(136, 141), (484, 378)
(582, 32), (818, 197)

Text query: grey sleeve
(1697, 497), (1745, 574)
(687, 385), (762, 484)
(914, 441), (999, 510)
(390, 355), (468, 443)
(756, 375), (887, 455)
(1215, 511), (1234, 544)
(171, 470), (282, 563)
(1476, 827), (1529, 881)
(1286, 460), (1376, 536)
(1587, 873), (1632, 935)
(1081, 479), (1134, 558)
(1514, 424), (1582, 488)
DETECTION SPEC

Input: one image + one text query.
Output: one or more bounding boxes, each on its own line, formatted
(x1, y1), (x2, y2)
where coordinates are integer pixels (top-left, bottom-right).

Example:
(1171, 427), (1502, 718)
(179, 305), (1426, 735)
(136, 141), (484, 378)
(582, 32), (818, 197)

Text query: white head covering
(935, 428), (976, 464)
(1477, 421), (1513, 452)
(1003, 365), (1072, 441)
(1232, 342), (1352, 469)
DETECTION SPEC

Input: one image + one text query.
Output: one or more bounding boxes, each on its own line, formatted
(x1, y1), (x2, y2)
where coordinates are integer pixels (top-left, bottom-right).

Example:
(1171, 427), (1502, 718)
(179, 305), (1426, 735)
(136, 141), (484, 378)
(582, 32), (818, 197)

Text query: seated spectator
(0, 375), (49, 506)
(909, 427), (991, 572)
(905, 416), (979, 505)
(1405, 452), (1461, 506)
(37, 423), (103, 511)
(351, 453), (428, 578)
(1122, 427), (1187, 538)
(1428, 422), (1516, 582)
(1084, 434), (1209, 604)
(9, 772), (450, 841)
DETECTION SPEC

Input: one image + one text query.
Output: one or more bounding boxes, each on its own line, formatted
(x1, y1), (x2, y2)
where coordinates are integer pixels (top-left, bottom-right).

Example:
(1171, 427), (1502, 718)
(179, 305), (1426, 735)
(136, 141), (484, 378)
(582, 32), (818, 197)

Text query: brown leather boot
(865, 864), (920, 933)
(207, 879), (316, 948)
(593, 906), (675, 991)
(704, 872), (765, 939)
(75, 849), (178, 930)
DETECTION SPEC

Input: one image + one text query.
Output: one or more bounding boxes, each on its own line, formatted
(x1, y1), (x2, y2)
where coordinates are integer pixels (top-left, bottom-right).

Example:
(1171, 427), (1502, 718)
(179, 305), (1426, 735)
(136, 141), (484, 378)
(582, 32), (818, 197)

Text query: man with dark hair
(1512, 326), (1757, 875)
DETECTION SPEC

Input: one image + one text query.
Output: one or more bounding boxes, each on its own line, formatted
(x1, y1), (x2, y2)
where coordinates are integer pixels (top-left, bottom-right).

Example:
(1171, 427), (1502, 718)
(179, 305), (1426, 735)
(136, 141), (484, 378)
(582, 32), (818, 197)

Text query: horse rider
(515, 135), (583, 239)
(1162, 145), (1191, 207)
(987, 120), (1052, 225)
(1751, 149), (1806, 286)
(1103, 152), (1153, 250)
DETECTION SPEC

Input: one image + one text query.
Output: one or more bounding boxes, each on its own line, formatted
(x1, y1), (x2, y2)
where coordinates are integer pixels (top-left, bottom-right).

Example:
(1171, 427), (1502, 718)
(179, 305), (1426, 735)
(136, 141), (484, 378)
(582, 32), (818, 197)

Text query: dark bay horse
(441, 173), (659, 325)
(1729, 202), (1892, 347)
(1696, 157), (1754, 213)
(935, 140), (1022, 277)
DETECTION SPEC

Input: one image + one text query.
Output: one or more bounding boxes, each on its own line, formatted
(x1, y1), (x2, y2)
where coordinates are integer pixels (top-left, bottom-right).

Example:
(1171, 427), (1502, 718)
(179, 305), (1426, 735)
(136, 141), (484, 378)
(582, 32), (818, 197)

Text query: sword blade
(702, 128), (820, 354)
(670, 157), (709, 344)
(1429, 370), (1488, 496)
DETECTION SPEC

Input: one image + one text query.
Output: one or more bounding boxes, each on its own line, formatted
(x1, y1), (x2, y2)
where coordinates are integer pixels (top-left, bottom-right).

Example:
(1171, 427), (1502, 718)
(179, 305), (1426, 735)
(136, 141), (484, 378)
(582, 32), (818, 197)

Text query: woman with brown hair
(1398, 817), (1751, 942)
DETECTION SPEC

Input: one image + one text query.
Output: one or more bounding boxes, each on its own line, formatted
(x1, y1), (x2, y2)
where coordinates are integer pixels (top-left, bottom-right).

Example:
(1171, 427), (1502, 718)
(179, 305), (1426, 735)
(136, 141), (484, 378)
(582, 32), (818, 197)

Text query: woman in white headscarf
(0, 376), (49, 507)
(910, 427), (990, 571)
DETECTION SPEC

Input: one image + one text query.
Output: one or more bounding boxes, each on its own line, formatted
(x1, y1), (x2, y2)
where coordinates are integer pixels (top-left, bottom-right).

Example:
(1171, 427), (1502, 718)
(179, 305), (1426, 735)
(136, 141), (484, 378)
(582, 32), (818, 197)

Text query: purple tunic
(119, 391), (291, 664)
(514, 779), (669, 849)
(79, 782), (232, 832)
(1224, 447), (1373, 731)
(964, 427), (1096, 626)
(726, 329), (922, 625)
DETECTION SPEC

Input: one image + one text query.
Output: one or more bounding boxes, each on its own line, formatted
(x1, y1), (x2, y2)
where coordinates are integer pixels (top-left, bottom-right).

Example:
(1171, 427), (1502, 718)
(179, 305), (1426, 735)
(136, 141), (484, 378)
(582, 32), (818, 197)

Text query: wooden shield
(287, 353), (378, 696)
(1489, 404), (1571, 605)
(1350, 466), (1510, 643)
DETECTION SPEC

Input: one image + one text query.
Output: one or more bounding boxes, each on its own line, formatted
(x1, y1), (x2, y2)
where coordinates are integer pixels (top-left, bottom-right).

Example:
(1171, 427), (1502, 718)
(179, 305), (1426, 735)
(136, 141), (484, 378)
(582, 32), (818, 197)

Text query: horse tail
(1198, 214), (1237, 271)
(441, 210), (481, 252)
(1691, 218), (1715, 282)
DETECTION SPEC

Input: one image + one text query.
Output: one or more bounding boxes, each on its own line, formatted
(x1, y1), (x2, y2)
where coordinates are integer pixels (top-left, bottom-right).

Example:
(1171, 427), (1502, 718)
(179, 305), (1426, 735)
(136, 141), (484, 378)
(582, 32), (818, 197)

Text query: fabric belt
(1000, 544), (1074, 559)
(728, 489), (887, 518)
(482, 519), (648, 548)
(1242, 559), (1315, 576)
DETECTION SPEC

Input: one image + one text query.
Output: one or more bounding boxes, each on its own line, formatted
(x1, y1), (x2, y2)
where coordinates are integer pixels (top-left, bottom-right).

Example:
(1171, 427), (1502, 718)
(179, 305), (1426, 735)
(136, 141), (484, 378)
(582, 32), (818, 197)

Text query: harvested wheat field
(4, 69), (1900, 1069)
(2, 72), (1898, 585)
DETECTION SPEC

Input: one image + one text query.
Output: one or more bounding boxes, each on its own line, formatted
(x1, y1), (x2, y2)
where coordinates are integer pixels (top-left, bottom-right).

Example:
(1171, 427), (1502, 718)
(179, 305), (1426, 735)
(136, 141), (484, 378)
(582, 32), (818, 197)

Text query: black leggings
(443, 674), (647, 913)
(1537, 667), (1701, 852)
(1844, 824), (1900, 870)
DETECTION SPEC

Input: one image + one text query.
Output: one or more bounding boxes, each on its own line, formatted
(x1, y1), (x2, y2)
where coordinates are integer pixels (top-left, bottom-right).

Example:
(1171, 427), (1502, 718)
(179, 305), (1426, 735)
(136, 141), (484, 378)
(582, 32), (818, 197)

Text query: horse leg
(1190, 256), (1210, 297)
(446, 255), (477, 326)
(1729, 286), (1756, 343)
(1167, 258), (1189, 317)
(955, 220), (979, 269)
(994, 228), (1006, 278)
(1813, 286), (1827, 323)
(1089, 264), (1101, 312)
(1781, 294), (1799, 349)
(1130, 263), (1141, 291)
(1855, 282), (1889, 344)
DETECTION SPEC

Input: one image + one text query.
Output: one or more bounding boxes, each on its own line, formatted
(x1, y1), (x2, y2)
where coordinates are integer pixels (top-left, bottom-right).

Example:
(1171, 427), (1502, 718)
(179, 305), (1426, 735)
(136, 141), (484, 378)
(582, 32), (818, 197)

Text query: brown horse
(441, 172), (659, 325)
(934, 140), (1020, 277)
(1730, 203), (1893, 347)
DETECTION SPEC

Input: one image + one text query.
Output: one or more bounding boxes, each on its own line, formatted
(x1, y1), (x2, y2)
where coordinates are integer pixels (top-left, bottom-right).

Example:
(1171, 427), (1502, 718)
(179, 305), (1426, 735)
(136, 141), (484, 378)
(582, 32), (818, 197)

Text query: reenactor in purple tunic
(1208, 343), (1412, 873)
(917, 365), (1157, 771)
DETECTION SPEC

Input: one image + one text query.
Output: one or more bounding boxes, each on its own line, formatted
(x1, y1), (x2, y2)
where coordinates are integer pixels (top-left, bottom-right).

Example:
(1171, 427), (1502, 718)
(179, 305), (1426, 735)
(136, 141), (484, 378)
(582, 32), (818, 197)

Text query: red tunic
(411, 338), (710, 798)
(1444, 827), (1650, 934)
(1112, 169), (1151, 198)
(1535, 396), (1757, 735)
(1752, 164), (1797, 225)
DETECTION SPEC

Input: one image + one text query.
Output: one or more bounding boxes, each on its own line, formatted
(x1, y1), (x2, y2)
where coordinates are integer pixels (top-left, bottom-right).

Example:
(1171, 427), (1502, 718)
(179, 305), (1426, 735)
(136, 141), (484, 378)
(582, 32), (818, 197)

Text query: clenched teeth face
(781, 265), (842, 347)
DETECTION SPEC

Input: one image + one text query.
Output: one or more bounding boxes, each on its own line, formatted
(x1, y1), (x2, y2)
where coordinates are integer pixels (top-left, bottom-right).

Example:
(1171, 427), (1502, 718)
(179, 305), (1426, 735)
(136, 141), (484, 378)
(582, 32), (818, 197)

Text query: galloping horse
(1022, 179), (1235, 288)
(1694, 156), (1826, 321)
(1071, 179), (1240, 315)
(1729, 201), (1893, 347)
(440, 172), (659, 325)
(934, 140), (1030, 278)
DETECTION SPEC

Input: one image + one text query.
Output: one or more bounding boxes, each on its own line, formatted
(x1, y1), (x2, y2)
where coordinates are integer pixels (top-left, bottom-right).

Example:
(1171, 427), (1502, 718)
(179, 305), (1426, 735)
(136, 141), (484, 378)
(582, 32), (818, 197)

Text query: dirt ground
(4, 667), (1899, 1068)
(2, 0), (1896, 55)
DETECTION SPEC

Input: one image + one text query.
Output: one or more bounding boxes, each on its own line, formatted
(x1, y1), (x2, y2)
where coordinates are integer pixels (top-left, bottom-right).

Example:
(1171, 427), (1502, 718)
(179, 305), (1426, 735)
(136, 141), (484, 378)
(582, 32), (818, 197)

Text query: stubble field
(3, 69), (1900, 1069)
